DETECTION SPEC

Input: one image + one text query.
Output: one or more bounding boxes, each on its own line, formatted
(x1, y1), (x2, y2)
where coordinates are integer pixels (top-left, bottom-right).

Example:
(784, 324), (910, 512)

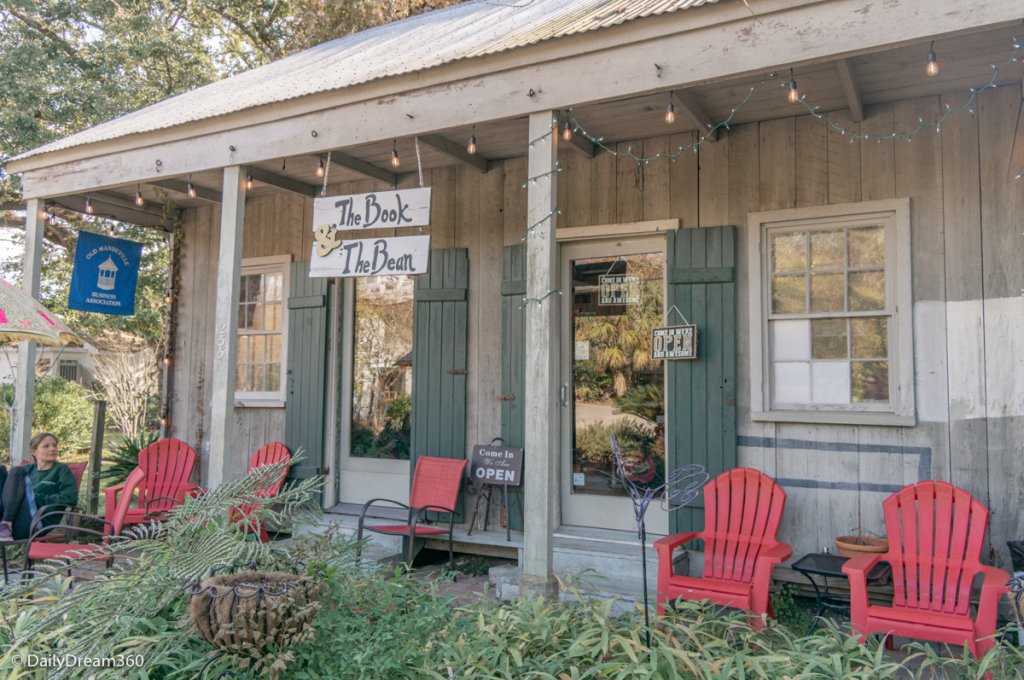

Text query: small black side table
(792, 552), (891, 633)
(0, 538), (30, 584)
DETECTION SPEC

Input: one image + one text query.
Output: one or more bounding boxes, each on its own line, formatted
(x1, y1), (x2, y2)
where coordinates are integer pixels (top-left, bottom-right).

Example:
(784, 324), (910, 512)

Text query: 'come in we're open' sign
(310, 187), (431, 278)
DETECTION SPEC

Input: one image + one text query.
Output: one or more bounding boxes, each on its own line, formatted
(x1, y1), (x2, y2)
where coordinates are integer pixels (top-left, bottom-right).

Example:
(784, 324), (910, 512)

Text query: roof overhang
(9, 0), (1023, 200)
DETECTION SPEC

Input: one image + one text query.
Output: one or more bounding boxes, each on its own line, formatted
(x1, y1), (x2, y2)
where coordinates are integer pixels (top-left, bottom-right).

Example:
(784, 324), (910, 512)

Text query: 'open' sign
(469, 445), (523, 487)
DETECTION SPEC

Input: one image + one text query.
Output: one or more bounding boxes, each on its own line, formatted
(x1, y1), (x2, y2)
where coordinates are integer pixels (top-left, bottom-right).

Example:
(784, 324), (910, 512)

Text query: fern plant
(98, 431), (159, 485)
(0, 456), (329, 679)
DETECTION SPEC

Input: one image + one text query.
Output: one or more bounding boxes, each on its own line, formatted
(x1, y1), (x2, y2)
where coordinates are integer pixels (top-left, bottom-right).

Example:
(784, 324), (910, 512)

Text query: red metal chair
(103, 438), (198, 526)
(357, 456), (467, 568)
(232, 442), (292, 542)
(24, 467), (142, 571)
(653, 467), (791, 621)
(843, 481), (1009, 657)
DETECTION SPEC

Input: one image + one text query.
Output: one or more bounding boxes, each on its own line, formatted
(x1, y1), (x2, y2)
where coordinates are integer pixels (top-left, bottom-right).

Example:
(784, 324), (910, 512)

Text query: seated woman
(0, 432), (79, 540)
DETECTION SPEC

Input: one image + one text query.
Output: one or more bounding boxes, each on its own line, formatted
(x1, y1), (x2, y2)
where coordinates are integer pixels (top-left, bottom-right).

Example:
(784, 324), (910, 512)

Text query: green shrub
(575, 419), (655, 470)
(0, 377), (95, 463)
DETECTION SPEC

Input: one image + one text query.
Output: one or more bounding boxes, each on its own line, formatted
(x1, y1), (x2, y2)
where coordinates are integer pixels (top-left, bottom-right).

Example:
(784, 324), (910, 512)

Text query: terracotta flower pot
(189, 571), (324, 656)
(834, 535), (888, 559)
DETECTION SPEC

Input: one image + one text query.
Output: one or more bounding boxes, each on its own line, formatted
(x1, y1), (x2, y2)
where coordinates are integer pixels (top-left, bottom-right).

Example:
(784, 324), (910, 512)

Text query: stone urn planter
(189, 571), (324, 659)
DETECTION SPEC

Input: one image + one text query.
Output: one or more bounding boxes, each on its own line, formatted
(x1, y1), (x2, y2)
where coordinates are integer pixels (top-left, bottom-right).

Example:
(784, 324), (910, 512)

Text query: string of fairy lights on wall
(508, 36), (1023, 175)
(505, 36), (1023, 308)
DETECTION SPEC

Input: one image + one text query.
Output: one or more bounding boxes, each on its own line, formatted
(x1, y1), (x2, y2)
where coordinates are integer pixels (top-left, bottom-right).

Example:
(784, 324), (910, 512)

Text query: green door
(500, 244), (526, 530)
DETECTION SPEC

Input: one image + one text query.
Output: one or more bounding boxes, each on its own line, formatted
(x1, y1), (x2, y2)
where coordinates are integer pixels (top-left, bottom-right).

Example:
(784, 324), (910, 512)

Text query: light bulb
(84, 197), (93, 214)
(246, 172), (254, 190)
(316, 157), (325, 178)
(391, 141), (400, 168)
(926, 45), (939, 77)
(562, 120), (573, 142)
(665, 101), (676, 124)
(46, 209), (56, 226)
(186, 179), (196, 199)
(787, 78), (800, 104)
(467, 131), (477, 155)
(134, 190), (144, 207)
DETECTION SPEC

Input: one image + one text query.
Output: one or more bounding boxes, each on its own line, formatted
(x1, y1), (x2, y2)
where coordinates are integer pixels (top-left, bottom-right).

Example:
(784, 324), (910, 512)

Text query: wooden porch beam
(11, 199), (44, 463)
(520, 110), (559, 600)
(92, 191), (170, 220)
(207, 166), (247, 488)
(417, 134), (490, 173)
(326, 152), (397, 186)
(673, 89), (719, 142)
(246, 167), (317, 197)
(149, 179), (222, 203)
(835, 58), (864, 122)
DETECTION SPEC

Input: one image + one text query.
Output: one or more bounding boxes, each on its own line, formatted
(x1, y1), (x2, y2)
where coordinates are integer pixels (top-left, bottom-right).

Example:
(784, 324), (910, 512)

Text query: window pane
(774, 362), (811, 403)
(811, 318), (847, 359)
(851, 361), (889, 402)
(851, 317), (888, 358)
(810, 273), (844, 312)
(810, 230), (843, 270)
(771, 232), (805, 272)
(238, 302), (253, 329)
(771, 320), (810, 361)
(266, 303), (281, 330)
(251, 335), (266, 363)
(265, 273), (283, 302)
(237, 336), (250, 363)
(812, 362), (851, 404)
(771, 274), (806, 314)
(268, 334), (281, 363)
(849, 271), (885, 311)
(267, 366), (280, 392)
(848, 226), (884, 268)
(351, 275), (415, 460)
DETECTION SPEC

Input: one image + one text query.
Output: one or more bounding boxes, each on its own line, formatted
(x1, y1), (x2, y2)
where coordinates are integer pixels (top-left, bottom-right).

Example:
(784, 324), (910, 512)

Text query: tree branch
(4, 6), (93, 71)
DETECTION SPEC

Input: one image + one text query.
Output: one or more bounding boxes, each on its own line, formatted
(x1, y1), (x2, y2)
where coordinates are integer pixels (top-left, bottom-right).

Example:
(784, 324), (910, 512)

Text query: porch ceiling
(57, 22), (1024, 226)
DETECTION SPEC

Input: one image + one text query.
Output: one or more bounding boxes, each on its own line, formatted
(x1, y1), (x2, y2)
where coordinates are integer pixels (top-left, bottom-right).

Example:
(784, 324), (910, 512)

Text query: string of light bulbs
(522, 209), (561, 241)
(518, 36), (1023, 176)
(518, 289), (562, 310)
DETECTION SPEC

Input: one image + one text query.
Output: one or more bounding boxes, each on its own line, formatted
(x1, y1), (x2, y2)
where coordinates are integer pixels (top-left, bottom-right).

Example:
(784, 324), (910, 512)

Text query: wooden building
(7, 0), (1024, 595)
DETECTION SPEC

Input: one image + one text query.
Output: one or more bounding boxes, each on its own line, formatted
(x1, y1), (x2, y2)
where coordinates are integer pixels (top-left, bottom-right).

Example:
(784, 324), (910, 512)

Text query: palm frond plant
(98, 431), (159, 485)
(0, 455), (331, 679)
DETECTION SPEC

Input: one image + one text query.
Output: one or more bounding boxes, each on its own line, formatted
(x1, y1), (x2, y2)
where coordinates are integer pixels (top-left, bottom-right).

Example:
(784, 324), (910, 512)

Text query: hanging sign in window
(313, 187), (431, 232)
(652, 324), (698, 360)
(68, 231), (144, 316)
(310, 235), (430, 278)
(598, 274), (640, 305)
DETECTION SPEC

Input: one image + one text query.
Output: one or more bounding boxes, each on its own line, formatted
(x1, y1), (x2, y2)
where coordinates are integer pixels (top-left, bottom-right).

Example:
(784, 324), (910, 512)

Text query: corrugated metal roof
(16, 0), (714, 161)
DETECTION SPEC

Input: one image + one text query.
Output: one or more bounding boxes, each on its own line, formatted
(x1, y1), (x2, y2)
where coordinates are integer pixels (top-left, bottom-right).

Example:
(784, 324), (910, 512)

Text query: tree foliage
(0, 0), (460, 347)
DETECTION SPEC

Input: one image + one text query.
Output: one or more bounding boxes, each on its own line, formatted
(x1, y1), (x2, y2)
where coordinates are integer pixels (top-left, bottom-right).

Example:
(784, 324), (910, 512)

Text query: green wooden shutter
(666, 226), (737, 534)
(500, 244), (526, 530)
(284, 260), (330, 481)
(411, 248), (469, 517)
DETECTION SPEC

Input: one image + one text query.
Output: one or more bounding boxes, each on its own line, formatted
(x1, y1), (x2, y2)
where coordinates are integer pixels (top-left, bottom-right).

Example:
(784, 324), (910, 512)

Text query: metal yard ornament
(610, 434), (708, 648)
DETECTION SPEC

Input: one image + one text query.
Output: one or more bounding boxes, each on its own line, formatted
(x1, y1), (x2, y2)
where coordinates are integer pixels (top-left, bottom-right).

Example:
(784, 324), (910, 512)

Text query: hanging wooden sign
(599, 274), (640, 305)
(652, 324), (698, 360)
(313, 187), (431, 232)
(310, 235), (431, 278)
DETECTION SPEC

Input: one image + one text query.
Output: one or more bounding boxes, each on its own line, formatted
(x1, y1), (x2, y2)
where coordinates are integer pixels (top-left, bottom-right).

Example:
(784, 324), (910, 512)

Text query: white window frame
(748, 199), (914, 426)
(235, 255), (291, 407)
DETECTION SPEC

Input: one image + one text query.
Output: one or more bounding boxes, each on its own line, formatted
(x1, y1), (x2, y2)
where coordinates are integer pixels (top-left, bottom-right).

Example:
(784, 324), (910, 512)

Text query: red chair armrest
(653, 531), (700, 557)
(758, 541), (793, 564)
(977, 565), (1011, 627)
(103, 483), (127, 521)
(842, 553), (884, 579)
(751, 541), (794, 606)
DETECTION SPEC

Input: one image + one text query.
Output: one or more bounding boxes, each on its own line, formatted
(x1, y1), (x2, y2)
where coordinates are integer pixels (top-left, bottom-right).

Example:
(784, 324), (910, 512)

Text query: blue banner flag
(68, 231), (144, 316)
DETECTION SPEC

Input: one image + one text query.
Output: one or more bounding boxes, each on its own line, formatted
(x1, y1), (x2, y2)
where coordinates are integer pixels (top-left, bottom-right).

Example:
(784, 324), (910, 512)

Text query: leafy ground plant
(0, 458), (326, 679)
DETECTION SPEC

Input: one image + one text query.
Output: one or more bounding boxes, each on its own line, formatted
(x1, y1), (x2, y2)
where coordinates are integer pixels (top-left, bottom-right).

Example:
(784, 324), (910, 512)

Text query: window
(748, 199), (913, 425)
(236, 256), (289, 403)
(58, 359), (80, 383)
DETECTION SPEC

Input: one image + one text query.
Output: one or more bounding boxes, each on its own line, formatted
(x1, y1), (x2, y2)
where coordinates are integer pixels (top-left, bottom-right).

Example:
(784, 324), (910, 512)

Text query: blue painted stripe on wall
(737, 435), (932, 492)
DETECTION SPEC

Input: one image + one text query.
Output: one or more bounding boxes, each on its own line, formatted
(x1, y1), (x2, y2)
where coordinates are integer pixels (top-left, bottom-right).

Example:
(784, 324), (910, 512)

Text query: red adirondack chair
(232, 442), (292, 542)
(653, 468), (791, 620)
(103, 438), (198, 526)
(843, 481), (1009, 657)
(24, 467), (142, 571)
(357, 456), (467, 568)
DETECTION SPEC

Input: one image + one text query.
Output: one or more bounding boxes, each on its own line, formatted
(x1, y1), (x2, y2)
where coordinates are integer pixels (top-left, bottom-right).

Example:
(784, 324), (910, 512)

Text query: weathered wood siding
(172, 84), (1023, 566)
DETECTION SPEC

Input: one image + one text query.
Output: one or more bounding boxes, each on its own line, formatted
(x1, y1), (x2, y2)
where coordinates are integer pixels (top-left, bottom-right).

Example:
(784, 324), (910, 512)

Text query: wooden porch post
(10, 199), (45, 463)
(520, 111), (560, 599)
(207, 166), (246, 487)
